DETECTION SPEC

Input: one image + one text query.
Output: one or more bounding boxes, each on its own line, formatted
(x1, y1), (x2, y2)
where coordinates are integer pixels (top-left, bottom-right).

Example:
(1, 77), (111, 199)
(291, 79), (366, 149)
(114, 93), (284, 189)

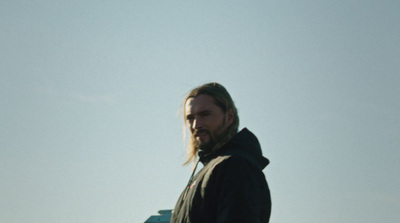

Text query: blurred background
(1, 0), (399, 222)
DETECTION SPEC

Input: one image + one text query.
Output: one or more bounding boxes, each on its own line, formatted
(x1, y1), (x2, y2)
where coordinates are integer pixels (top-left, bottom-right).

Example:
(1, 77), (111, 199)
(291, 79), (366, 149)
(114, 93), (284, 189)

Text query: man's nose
(193, 118), (203, 129)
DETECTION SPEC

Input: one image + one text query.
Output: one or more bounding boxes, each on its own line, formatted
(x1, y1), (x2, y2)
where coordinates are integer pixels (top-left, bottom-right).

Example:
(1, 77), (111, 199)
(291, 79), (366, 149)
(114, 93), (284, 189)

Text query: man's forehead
(185, 95), (216, 113)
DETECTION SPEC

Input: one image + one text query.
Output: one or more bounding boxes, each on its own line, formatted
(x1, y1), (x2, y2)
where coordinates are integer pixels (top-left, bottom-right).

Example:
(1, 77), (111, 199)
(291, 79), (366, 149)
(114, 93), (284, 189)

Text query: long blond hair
(183, 83), (239, 165)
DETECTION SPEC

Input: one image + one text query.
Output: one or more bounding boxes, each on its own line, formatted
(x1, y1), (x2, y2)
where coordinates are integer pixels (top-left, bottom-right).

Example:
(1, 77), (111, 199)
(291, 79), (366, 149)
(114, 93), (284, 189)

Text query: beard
(193, 129), (217, 151)
(192, 119), (229, 152)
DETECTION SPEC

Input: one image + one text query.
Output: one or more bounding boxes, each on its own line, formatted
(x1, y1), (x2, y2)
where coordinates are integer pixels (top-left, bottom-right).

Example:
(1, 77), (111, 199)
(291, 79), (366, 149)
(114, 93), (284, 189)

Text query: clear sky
(1, 1), (399, 222)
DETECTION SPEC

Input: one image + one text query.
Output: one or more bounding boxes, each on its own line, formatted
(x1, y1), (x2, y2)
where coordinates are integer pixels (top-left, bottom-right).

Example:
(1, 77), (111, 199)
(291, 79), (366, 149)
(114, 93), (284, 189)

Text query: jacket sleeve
(214, 156), (271, 223)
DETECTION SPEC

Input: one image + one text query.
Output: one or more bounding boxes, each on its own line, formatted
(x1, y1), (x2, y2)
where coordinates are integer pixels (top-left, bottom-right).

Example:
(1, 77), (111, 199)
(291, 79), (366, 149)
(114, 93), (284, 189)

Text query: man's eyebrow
(198, 110), (212, 115)
(186, 110), (212, 118)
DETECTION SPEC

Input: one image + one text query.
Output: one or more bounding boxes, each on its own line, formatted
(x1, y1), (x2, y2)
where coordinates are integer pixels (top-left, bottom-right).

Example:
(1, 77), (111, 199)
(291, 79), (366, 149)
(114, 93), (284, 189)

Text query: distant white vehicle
(144, 209), (172, 223)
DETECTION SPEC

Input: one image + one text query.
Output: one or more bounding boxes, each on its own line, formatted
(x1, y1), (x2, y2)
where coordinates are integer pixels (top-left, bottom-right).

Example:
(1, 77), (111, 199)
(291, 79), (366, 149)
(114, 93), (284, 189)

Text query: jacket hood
(199, 128), (270, 170)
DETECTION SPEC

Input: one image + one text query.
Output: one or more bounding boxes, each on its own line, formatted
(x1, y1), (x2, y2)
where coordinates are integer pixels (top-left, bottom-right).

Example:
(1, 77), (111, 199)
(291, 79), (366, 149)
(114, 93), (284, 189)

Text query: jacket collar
(198, 128), (269, 170)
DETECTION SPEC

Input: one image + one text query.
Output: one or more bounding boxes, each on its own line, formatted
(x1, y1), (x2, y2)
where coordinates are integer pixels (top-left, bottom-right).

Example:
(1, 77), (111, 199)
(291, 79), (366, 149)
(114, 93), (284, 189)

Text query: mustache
(193, 129), (210, 136)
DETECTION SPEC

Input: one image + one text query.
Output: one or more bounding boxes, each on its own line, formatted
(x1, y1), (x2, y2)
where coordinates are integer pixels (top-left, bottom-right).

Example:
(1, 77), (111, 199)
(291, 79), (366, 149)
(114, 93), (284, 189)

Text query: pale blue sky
(1, 1), (399, 222)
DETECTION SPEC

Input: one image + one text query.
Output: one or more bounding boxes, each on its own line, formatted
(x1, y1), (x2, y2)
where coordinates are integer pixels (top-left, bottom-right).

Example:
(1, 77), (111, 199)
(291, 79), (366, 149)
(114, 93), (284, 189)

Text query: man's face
(185, 94), (233, 151)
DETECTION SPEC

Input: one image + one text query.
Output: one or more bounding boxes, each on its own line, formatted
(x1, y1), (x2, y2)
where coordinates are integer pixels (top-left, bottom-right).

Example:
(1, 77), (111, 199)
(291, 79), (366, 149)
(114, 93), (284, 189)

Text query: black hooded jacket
(171, 128), (271, 223)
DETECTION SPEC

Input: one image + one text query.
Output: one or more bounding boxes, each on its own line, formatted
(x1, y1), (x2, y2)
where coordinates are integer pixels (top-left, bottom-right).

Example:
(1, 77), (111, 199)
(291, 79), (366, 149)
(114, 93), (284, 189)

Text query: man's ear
(226, 109), (234, 126)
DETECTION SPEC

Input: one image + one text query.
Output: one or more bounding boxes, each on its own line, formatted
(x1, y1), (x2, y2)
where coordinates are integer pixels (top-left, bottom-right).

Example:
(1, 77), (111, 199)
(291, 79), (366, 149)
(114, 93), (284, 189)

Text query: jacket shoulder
(206, 154), (264, 180)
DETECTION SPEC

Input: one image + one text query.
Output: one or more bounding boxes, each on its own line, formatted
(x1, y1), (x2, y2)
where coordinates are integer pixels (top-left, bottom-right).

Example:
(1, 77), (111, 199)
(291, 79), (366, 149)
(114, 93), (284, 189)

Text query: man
(170, 83), (271, 223)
